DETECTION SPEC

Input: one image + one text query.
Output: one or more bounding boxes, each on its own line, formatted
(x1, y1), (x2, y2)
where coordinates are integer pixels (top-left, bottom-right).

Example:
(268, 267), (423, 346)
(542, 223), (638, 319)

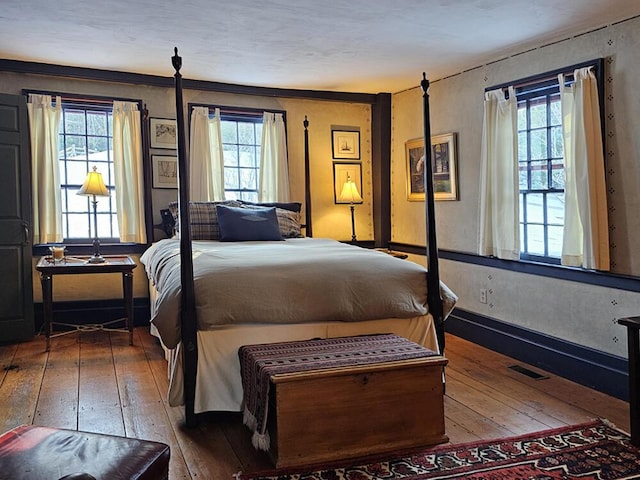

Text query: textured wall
(392, 16), (640, 357)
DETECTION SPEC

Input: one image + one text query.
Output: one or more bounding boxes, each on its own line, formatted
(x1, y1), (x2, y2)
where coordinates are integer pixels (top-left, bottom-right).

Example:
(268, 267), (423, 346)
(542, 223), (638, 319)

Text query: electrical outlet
(479, 288), (487, 304)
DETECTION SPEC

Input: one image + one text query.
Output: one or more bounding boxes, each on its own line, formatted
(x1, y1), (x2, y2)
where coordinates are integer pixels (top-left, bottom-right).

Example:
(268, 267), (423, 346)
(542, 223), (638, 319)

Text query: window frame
(24, 90), (147, 253)
(486, 58), (605, 266)
(187, 104), (287, 201)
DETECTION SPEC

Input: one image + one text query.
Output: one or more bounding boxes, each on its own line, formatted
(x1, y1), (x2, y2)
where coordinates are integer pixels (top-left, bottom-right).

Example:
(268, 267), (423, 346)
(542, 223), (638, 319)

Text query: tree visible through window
(220, 113), (262, 202)
(58, 100), (118, 242)
(517, 83), (565, 263)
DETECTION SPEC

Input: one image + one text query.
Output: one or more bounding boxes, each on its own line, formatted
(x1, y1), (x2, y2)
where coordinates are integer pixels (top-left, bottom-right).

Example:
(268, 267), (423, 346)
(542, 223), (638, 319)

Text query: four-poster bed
(145, 48), (451, 427)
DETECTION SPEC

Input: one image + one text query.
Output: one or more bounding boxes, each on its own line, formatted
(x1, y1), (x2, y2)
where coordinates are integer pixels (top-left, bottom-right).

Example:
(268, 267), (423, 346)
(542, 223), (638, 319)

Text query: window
(517, 81), (564, 263)
(220, 112), (263, 202)
(58, 99), (119, 242)
(496, 59), (605, 265)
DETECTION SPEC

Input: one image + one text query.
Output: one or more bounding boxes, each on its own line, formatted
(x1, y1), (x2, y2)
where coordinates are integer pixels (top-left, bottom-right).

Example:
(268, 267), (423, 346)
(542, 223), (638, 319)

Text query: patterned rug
(237, 419), (640, 480)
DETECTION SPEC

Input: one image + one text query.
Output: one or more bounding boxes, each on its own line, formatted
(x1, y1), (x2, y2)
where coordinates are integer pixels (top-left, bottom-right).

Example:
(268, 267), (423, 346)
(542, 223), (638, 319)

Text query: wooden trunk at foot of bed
(267, 356), (448, 468)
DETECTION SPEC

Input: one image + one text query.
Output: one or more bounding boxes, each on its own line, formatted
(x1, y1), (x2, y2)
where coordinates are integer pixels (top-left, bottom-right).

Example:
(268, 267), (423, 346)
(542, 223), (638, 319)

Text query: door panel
(0, 93), (34, 343)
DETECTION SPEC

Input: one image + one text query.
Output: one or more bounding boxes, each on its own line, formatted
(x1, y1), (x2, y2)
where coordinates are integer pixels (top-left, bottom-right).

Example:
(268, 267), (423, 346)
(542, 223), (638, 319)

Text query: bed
(141, 236), (456, 412)
(147, 49), (451, 425)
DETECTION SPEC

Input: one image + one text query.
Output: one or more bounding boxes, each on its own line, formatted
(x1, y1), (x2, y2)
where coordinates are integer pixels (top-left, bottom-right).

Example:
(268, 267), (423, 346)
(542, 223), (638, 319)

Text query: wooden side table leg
(40, 272), (53, 352)
(123, 271), (134, 345)
(619, 316), (639, 446)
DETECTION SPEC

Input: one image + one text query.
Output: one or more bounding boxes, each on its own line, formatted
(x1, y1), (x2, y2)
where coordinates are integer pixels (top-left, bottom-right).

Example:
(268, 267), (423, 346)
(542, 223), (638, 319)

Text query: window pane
(518, 131), (528, 162)
(550, 125), (563, 158)
(224, 167), (239, 189)
(88, 136), (109, 157)
(551, 160), (565, 189)
(529, 99), (547, 128)
(87, 111), (107, 135)
(526, 224), (545, 255)
(223, 145), (238, 166)
(239, 145), (256, 167)
(221, 121), (237, 143)
(519, 195), (524, 222)
(67, 189), (88, 212)
(96, 213), (111, 237)
(530, 161), (548, 189)
(548, 225), (563, 257)
(67, 160), (90, 185)
(237, 123), (255, 145)
(529, 129), (547, 160)
(517, 105), (527, 129)
(67, 213), (90, 238)
(65, 136), (88, 159)
(239, 167), (257, 190)
(526, 193), (544, 223)
(65, 110), (86, 134)
(549, 97), (562, 125)
(519, 163), (528, 190)
(547, 192), (565, 225)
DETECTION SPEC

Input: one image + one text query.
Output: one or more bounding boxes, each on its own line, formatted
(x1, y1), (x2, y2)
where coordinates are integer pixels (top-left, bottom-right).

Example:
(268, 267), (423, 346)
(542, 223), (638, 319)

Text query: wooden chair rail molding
(618, 316), (640, 446)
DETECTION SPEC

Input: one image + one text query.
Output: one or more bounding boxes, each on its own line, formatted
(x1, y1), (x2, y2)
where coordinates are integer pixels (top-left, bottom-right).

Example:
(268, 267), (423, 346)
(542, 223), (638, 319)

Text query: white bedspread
(141, 237), (456, 349)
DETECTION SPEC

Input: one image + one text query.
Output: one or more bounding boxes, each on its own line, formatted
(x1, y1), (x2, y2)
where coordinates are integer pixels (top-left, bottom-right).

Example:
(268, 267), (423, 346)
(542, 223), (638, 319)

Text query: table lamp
(77, 166), (110, 263)
(338, 174), (362, 242)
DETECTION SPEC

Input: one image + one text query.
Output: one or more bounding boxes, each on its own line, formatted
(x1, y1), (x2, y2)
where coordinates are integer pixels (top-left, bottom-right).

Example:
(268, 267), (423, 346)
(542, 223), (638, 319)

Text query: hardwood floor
(0, 327), (630, 479)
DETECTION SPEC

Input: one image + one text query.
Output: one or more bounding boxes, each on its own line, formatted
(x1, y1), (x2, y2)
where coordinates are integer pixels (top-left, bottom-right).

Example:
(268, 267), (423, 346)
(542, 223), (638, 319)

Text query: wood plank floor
(0, 327), (630, 479)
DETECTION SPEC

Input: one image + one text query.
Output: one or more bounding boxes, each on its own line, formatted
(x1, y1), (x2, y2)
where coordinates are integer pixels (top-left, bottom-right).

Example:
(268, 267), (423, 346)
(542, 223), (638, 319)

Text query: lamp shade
(77, 166), (109, 197)
(338, 176), (362, 203)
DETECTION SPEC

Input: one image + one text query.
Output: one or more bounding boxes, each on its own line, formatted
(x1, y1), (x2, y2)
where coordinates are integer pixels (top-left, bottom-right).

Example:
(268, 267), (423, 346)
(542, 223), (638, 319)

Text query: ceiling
(2, 1), (639, 94)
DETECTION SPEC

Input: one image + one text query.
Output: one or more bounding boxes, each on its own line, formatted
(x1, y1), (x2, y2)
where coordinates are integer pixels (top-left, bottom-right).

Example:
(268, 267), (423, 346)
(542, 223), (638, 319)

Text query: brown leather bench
(0, 425), (170, 480)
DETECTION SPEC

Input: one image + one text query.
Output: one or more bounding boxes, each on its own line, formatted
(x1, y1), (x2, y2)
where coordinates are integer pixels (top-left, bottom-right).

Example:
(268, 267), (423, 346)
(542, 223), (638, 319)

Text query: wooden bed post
(421, 73), (445, 354)
(303, 116), (312, 238)
(172, 48), (198, 428)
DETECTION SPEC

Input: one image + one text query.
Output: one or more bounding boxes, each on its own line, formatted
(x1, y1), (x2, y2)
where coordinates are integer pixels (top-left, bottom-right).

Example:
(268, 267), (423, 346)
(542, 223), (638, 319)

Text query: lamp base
(86, 254), (106, 264)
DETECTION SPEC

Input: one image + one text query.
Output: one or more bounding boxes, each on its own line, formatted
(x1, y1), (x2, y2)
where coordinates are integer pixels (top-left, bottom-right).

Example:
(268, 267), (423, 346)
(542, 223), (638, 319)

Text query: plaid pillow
(237, 203), (303, 238)
(274, 208), (303, 238)
(167, 200), (242, 240)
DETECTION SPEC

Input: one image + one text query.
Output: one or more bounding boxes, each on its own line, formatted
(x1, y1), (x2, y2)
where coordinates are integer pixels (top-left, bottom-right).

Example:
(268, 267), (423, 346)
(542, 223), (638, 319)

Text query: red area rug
(238, 419), (640, 479)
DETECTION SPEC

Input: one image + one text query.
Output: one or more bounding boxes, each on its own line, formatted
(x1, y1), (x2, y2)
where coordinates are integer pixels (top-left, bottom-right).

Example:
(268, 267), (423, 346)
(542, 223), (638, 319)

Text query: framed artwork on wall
(333, 162), (363, 204)
(152, 155), (178, 189)
(331, 130), (360, 160)
(149, 117), (177, 149)
(406, 132), (458, 201)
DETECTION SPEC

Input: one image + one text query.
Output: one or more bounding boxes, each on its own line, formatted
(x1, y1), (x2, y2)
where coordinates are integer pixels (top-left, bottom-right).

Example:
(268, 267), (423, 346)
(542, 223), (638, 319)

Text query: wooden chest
(267, 355), (448, 468)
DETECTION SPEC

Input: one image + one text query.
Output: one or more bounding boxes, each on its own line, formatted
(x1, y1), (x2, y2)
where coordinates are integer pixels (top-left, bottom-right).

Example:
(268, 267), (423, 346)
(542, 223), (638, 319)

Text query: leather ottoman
(0, 425), (170, 480)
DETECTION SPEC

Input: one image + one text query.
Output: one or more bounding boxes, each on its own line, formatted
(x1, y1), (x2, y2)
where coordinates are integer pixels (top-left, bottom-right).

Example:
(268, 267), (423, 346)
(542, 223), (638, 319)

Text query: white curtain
(27, 94), (63, 244)
(259, 112), (290, 202)
(113, 101), (147, 243)
(559, 68), (609, 270)
(189, 106), (225, 201)
(478, 86), (520, 260)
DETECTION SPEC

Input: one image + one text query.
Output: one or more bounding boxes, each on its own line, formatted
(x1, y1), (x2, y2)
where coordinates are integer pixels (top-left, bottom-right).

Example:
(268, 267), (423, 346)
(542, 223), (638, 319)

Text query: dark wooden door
(0, 93), (34, 343)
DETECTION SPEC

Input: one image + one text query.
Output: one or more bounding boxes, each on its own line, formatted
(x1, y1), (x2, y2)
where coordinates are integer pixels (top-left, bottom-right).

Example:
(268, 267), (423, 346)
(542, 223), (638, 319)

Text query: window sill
(388, 242), (640, 294)
(32, 243), (148, 257)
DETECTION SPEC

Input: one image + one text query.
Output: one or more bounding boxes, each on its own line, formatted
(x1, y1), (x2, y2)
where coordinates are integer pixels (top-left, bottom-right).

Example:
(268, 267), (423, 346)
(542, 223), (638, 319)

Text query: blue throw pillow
(216, 205), (283, 241)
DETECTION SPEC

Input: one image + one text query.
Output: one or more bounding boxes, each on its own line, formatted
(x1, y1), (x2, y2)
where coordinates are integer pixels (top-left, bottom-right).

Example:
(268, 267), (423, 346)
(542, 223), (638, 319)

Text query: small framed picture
(333, 162), (363, 204)
(152, 155), (178, 189)
(149, 117), (177, 149)
(332, 130), (360, 160)
(406, 132), (458, 201)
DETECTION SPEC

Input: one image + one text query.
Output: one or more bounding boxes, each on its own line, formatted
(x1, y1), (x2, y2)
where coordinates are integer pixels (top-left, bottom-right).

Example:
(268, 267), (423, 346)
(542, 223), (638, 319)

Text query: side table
(36, 255), (137, 351)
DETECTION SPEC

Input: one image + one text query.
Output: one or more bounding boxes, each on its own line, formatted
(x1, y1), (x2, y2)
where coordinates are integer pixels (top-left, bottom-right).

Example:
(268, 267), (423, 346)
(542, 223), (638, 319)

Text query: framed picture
(149, 117), (177, 149)
(152, 155), (178, 189)
(406, 132), (458, 201)
(332, 130), (360, 160)
(333, 162), (363, 204)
